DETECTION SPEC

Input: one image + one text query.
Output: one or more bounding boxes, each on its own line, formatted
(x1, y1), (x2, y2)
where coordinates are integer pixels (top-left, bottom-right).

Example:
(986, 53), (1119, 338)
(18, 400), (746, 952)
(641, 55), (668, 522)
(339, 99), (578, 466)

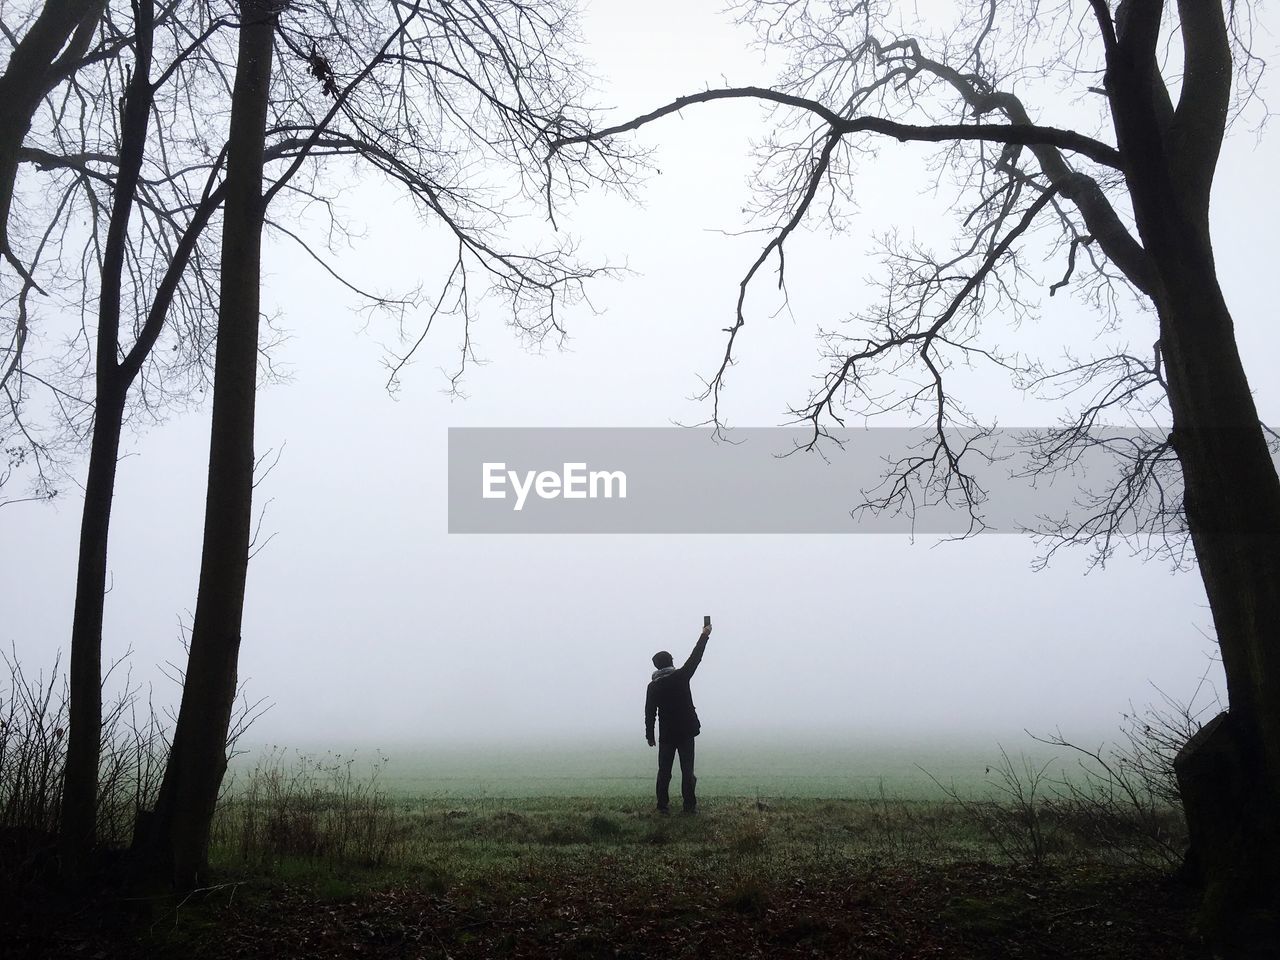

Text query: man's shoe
(681, 808), (697, 816)
(656, 808), (670, 816)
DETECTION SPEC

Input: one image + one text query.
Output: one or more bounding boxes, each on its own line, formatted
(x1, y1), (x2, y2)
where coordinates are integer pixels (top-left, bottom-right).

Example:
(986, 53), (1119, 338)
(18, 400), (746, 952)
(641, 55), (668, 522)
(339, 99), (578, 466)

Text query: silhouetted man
(645, 622), (711, 814)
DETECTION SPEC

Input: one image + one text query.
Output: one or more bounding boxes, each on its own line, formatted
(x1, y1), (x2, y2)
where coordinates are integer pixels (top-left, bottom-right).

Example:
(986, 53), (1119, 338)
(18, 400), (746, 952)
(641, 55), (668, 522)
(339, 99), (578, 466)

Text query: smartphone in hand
(704, 615), (711, 629)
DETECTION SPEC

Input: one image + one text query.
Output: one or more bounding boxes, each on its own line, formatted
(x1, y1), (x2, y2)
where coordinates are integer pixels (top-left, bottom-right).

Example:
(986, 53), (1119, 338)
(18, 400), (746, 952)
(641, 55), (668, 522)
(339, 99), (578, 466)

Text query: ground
(4, 797), (1202, 959)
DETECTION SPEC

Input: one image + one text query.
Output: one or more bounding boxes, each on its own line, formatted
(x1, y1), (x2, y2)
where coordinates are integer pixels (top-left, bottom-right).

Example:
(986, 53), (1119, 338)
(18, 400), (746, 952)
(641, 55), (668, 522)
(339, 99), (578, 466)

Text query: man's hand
(647, 737), (655, 747)
(701, 623), (712, 639)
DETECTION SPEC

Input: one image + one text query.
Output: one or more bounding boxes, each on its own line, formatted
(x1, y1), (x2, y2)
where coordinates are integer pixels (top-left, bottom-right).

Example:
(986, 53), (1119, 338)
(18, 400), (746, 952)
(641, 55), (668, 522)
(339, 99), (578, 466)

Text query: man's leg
(656, 740), (676, 813)
(677, 738), (697, 813)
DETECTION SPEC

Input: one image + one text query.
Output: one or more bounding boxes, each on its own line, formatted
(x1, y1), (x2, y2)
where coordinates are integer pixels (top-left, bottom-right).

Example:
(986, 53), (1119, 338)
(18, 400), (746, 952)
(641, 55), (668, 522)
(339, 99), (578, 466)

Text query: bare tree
(4, 0), (602, 879)
(59, 0), (161, 866)
(0, 0), (107, 260)
(135, 0), (607, 887)
(551, 0), (1279, 948)
(140, 0), (277, 889)
(1, 0), (185, 862)
(37, 0), (237, 865)
(1, 0), (226, 508)
(1, 0), (114, 502)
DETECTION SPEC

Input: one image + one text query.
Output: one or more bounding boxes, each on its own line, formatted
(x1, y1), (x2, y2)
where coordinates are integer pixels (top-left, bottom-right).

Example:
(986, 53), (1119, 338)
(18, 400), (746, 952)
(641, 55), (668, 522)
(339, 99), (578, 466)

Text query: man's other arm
(681, 626), (711, 679)
(645, 684), (657, 746)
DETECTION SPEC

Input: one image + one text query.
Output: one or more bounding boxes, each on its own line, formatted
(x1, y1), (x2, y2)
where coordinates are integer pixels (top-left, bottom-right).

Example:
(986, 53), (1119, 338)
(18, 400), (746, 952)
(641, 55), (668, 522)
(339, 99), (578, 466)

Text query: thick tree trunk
(60, 0), (154, 870)
(1159, 283), (1280, 800)
(1100, 10), (1280, 949)
(0, 0), (104, 255)
(1157, 266), (1280, 953)
(1174, 712), (1278, 956)
(142, 0), (276, 888)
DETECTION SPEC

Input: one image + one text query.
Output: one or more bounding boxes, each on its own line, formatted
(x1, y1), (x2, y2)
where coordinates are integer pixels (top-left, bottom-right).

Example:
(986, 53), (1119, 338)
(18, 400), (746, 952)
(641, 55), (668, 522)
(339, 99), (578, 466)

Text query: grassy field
(177, 789), (1195, 959)
(209, 794), (999, 886)
(7, 738), (1199, 958)
(225, 735), (1068, 801)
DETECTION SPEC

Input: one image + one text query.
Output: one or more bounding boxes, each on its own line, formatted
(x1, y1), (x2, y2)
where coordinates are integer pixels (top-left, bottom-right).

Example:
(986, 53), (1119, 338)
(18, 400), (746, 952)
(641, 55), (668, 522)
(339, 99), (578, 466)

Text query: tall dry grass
(212, 749), (409, 869)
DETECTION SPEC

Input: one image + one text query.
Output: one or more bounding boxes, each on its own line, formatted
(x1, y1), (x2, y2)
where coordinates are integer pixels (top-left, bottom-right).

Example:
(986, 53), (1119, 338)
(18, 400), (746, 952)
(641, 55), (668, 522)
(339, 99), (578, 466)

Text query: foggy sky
(4, 0), (1275, 753)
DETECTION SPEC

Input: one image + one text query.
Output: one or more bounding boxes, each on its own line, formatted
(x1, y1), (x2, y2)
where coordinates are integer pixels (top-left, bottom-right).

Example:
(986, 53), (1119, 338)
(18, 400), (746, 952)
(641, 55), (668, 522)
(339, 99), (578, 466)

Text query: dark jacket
(645, 633), (708, 744)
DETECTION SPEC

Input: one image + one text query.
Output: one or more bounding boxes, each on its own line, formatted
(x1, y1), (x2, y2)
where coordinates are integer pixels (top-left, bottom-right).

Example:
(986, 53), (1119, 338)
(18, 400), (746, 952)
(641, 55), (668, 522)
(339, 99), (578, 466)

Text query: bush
(212, 749), (406, 869)
(1035, 686), (1208, 871)
(931, 747), (1061, 871)
(0, 647), (167, 847)
(928, 685), (1206, 875)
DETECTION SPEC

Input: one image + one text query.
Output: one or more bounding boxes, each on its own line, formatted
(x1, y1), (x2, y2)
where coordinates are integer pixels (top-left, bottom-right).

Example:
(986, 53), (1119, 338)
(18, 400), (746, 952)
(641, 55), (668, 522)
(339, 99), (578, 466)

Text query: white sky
(4, 0), (1276, 753)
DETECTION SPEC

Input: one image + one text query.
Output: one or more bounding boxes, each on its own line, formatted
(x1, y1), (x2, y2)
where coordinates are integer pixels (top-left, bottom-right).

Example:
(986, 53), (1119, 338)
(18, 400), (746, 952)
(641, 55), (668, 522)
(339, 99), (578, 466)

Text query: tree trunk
(1157, 266), (1280, 953)
(60, 0), (154, 870)
(142, 0), (276, 888)
(1100, 11), (1280, 949)
(0, 0), (104, 256)
(61, 380), (126, 859)
(1174, 712), (1278, 956)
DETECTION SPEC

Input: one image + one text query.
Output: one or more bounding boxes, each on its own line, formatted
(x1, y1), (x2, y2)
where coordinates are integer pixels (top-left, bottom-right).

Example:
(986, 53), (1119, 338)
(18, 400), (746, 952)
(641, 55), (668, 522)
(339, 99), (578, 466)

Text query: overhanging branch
(550, 86), (1126, 170)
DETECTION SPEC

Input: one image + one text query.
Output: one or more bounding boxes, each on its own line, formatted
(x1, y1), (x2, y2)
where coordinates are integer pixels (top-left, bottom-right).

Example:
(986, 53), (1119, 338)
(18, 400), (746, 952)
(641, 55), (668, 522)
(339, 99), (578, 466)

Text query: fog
(5, 0), (1275, 758)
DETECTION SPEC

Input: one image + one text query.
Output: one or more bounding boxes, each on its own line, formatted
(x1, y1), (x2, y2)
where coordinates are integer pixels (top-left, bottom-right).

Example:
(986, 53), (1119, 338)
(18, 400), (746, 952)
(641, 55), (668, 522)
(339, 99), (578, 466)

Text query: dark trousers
(656, 737), (696, 812)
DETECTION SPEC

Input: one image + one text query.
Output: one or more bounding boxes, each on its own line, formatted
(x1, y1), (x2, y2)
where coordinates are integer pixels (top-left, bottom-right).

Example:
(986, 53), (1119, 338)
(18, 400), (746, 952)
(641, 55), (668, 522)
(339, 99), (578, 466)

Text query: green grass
(207, 793), (1088, 887)
(226, 735), (1063, 801)
(178, 794), (1194, 960)
(209, 739), (1183, 889)
(5, 749), (1195, 960)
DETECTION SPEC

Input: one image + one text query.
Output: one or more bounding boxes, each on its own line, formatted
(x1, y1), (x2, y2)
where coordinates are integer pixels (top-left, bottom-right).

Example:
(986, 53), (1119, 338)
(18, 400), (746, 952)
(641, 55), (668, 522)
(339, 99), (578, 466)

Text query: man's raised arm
(681, 624), (712, 678)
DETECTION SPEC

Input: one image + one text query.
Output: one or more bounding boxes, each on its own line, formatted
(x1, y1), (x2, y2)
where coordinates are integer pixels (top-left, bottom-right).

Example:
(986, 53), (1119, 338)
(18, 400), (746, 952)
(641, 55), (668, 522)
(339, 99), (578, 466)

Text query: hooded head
(651, 651), (674, 670)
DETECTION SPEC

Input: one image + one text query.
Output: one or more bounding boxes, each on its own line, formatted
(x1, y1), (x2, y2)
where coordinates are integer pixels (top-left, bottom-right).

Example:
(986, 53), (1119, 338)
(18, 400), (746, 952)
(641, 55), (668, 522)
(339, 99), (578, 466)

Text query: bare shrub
(923, 681), (1207, 874)
(0, 650), (65, 835)
(1033, 681), (1213, 872)
(929, 747), (1061, 871)
(0, 647), (170, 845)
(213, 749), (406, 869)
(93, 662), (169, 845)
(866, 780), (946, 862)
(0, 645), (261, 849)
